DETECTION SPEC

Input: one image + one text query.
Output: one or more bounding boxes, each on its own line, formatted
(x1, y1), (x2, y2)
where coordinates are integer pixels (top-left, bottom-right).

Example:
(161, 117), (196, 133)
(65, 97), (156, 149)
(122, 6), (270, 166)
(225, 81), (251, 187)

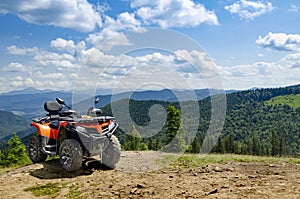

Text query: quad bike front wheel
(100, 135), (121, 169)
(59, 139), (83, 172)
(28, 135), (47, 163)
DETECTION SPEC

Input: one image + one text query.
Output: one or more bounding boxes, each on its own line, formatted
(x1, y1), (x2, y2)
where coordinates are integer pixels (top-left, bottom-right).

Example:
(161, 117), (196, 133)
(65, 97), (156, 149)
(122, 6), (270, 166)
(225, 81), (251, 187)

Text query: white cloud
(7, 75), (75, 91)
(280, 53), (300, 68)
(289, 4), (300, 12)
(86, 29), (132, 51)
(218, 61), (297, 89)
(7, 45), (39, 55)
(50, 38), (86, 55)
(2, 63), (26, 72)
(104, 12), (142, 32)
(257, 53), (264, 57)
(33, 51), (76, 69)
(51, 38), (76, 49)
(33, 71), (64, 79)
(0, 0), (102, 32)
(131, 0), (219, 27)
(225, 0), (274, 20)
(256, 32), (300, 51)
(73, 49), (219, 91)
(81, 48), (115, 67)
(174, 50), (217, 75)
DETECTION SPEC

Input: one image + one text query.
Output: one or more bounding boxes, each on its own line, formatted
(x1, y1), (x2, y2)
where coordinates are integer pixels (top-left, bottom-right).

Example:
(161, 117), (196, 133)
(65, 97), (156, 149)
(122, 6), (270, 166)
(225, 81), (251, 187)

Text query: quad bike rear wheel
(101, 135), (121, 169)
(28, 135), (47, 163)
(59, 139), (83, 172)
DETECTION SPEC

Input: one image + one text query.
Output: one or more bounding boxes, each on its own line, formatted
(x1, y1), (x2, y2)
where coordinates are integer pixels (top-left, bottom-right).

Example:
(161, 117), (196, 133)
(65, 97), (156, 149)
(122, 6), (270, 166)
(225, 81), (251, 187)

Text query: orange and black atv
(28, 97), (120, 172)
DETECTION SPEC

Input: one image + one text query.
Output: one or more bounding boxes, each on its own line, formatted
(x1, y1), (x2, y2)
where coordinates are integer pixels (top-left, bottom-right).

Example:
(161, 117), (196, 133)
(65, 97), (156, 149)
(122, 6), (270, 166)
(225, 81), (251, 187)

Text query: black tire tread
(28, 135), (47, 163)
(59, 139), (83, 172)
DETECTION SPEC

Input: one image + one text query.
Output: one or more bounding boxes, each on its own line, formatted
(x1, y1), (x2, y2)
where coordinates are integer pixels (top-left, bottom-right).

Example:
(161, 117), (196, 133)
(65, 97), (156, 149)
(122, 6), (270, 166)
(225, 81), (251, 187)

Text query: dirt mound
(0, 151), (299, 198)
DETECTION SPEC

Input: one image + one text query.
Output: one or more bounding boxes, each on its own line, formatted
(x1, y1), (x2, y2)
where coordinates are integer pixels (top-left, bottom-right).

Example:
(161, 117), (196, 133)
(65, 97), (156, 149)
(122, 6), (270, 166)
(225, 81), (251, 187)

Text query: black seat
(44, 101), (62, 115)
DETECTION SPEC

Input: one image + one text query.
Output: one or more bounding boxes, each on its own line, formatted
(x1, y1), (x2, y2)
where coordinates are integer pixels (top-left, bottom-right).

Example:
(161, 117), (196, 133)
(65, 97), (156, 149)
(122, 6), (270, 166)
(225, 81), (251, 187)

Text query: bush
(0, 133), (31, 167)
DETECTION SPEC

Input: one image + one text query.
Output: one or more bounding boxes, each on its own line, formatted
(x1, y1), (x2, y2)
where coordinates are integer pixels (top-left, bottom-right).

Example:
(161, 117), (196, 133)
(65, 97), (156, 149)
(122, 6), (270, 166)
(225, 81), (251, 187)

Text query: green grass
(24, 182), (62, 198)
(265, 94), (300, 109)
(161, 153), (300, 169)
(24, 182), (83, 199)
(66, 189), (82, 199)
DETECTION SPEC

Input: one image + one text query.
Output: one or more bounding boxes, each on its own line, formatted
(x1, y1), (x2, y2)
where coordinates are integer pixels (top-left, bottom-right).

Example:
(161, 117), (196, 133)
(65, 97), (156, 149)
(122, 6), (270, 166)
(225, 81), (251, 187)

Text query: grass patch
(265, 94), (300, 109)
(162, 153), (300, 169)
(24, 182), (62, 198)
(66, 189), (82, 199)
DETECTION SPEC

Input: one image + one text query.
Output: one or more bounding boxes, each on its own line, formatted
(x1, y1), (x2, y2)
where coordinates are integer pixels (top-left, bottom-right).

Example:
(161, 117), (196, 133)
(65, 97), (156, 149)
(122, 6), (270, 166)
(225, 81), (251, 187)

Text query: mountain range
(0, 87), (236, 118)
(0, 87), (235, 140)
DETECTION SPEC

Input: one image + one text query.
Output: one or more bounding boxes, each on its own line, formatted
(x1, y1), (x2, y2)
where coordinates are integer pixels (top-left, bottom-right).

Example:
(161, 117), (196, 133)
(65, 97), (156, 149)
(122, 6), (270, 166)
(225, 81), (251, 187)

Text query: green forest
(102, 84), (300, 157)
(1, 84), (300, 169)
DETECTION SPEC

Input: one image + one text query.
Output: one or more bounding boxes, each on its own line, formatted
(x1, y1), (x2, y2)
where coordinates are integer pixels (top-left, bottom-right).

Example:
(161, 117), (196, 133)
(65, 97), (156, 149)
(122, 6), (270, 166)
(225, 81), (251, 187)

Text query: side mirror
(56, 97), (71, 109)
(95, 98), (100, 105)
(56, 97), (65, 105)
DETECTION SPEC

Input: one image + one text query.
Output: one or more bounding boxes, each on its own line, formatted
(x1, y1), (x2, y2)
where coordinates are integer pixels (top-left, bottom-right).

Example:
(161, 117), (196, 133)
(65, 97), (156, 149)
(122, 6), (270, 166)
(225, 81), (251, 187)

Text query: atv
(28, 97), (121, 171)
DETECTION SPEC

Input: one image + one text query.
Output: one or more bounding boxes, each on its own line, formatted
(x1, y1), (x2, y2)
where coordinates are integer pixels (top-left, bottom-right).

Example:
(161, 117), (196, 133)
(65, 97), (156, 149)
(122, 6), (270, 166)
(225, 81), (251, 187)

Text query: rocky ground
(0, 151), (300, 198)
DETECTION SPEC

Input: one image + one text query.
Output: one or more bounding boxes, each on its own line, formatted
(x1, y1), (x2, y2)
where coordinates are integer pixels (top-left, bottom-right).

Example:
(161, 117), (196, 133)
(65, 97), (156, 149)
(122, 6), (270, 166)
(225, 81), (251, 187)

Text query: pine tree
(252, 133), (260, 155)
(123, 125), (148, 151)
(271, 130), (280, 156)
(0, 133), (30, 167)
(224, 133), (235, 153)
(215, 137), (226, 153)
(163, 105), (188, 153)
(279, 133), (287, 156)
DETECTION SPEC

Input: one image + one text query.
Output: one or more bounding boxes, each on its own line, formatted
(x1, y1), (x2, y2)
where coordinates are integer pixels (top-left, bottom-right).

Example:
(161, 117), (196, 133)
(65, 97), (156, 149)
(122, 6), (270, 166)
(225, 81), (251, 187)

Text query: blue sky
(1, 0), (300, 94)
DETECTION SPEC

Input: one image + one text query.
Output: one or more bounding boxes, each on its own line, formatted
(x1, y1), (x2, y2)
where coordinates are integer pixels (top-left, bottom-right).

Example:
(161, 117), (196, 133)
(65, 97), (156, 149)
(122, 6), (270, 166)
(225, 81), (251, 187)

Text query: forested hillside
(0, 110), (29, 139)
(102, 84), (300, 157)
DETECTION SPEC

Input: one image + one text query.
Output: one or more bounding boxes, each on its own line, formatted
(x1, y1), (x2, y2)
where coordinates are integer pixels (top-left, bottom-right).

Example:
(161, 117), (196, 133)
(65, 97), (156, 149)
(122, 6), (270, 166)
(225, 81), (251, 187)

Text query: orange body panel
(31, 120), (110, 138)
(75, 121), (111, 133)
(31, 122), (59, 139)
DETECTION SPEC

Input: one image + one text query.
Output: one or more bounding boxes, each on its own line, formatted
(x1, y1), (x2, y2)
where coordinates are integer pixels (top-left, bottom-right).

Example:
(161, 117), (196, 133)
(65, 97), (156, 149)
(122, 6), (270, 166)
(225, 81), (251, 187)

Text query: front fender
(31, 122), (59, 139)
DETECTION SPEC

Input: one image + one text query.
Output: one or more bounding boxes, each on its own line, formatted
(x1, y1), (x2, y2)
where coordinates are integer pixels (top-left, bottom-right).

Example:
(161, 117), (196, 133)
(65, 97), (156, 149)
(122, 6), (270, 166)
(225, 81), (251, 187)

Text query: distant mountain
(73, 88), (236, 113)
(1, 87), (54, 95)
(0, 88), (235, 119)
(0, 110), (29, 139)
(0, 90), (73, 119)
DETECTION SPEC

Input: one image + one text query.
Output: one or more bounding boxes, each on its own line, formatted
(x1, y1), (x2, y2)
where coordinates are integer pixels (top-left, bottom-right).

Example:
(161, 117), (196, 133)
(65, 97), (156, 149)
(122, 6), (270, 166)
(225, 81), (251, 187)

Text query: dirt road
(0, 151), (299, 198)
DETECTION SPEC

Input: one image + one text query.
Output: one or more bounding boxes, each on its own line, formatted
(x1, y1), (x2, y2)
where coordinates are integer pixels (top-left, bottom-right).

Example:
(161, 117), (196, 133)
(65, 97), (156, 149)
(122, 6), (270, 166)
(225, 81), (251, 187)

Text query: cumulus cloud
(50, 38), (75, 51)
(7, 45), (39, 55)
(8, 77), (74, 90)
(85, 10), (149, 51)
(33, 51), (76, 70)
(174, 50), (217, 76)
(81, 48), (115, 67)
(86, 29), (132, 51)
(218, 61), (295, 89)
(0, 0), (102, 32)
(280, 53), (300, 68)
(104, 12), (142, 32)
(224, 0), (274, 20)
(256, 32), (300, 51)
(50, 38), (86, 54)
(2, 63), (26, 72)
(131, 0), (219, 27)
